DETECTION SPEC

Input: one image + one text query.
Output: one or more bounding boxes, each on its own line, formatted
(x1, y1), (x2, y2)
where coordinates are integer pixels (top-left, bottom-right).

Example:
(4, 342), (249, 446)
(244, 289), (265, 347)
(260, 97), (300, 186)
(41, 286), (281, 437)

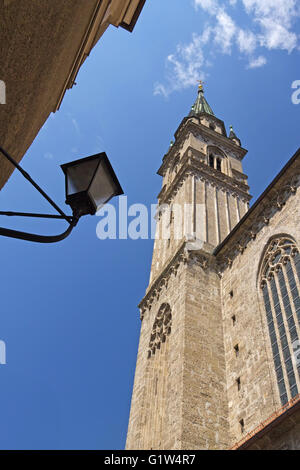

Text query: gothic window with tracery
(147, 303), (172, 358)
(260, 237), (300, 405)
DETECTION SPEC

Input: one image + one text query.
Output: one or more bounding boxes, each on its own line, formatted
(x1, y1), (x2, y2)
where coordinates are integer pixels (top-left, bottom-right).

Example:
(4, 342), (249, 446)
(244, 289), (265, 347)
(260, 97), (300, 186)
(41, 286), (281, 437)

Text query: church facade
(126, 85), (300, 450)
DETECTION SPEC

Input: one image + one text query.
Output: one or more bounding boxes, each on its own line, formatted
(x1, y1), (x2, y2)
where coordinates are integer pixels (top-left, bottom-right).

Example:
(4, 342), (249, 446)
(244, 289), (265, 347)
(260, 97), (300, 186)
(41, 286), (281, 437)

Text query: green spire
(189, 82), (214, 117)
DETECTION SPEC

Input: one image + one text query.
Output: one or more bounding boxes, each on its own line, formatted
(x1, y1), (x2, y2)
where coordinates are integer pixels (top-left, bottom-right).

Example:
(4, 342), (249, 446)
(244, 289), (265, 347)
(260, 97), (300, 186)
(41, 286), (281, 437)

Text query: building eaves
(232, 393), (300, 450)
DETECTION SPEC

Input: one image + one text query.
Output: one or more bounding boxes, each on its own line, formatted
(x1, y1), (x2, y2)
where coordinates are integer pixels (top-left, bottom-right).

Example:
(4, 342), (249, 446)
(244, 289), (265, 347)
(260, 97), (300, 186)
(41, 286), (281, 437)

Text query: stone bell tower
(126, 84), (252, 450)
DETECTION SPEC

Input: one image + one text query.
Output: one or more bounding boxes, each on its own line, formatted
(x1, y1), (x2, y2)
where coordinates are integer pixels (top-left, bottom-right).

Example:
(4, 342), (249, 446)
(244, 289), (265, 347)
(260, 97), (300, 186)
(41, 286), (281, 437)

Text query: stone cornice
(231, 168), (248, 181)
(54, 0), (146, 111)
(189, 153), (251, 198)
(157, 150), (251, 207)
(187, 121), (248, 159)
(215, 150), (300, 272)
(158, 118), (247, 177)
(138, 241), (213, 320)
(175, 113), (228, 140)
(158, 135), (189, 177)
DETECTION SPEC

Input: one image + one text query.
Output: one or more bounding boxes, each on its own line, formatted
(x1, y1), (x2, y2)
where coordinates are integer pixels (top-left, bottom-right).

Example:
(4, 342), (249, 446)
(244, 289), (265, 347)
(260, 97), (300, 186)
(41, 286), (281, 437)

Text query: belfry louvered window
(260, 237), (300, 405)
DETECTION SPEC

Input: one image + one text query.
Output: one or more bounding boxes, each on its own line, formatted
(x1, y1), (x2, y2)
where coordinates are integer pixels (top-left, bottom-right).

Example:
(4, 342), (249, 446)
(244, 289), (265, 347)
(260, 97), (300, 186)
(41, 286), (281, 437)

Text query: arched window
(207, 146), (226, 174)
(260, 236), (300, 405)
(147, 303), (172, 358)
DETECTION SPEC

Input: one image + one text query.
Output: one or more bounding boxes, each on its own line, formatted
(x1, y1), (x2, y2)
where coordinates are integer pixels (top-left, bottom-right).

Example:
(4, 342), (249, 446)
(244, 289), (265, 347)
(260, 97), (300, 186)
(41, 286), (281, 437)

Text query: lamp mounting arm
(0, 146), (72, 224)
(0, 218), (78, 243)
(0, 146), (81, 243)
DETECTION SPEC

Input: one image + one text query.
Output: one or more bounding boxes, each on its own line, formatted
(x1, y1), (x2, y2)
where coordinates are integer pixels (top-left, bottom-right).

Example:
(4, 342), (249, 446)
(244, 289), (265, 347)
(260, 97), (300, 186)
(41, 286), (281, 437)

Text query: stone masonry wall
(126, 258), (187, 449)
(181, 254), (229, 449)
(221, 189), (300, 448)
(126, 247), (231, 450)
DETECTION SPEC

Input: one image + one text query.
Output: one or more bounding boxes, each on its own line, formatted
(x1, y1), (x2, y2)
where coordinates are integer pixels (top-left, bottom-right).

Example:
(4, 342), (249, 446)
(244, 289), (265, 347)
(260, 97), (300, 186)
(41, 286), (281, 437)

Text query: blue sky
(0, 0), (299, 449)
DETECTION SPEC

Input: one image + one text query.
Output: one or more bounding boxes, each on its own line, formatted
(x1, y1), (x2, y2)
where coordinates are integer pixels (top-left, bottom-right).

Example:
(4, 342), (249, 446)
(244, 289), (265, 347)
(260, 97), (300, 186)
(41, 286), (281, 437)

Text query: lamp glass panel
(67, 159), (99, 195)
(88, 160), (118, 211)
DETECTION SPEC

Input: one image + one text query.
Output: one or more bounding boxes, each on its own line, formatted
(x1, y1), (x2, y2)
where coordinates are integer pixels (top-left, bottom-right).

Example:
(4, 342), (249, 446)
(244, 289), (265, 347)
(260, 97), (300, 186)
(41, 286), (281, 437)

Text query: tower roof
(189, 82), (214, 117)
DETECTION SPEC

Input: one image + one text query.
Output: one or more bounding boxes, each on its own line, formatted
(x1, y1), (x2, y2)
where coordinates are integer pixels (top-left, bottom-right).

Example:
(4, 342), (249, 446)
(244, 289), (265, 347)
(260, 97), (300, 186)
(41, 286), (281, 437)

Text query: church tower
(126, 84), (252, 450)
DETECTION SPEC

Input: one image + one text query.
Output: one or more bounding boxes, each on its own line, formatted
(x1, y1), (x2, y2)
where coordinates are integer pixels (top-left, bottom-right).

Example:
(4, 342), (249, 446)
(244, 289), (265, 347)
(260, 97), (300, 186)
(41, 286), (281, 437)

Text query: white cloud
(242, 0), (299, 52)
(214, 10), (237, 53)
(242, 0), (298, 28)
(154, 30), (211, 97)
(237, 29), (257, 54)
(155, 0), (300, 96)
(153, 82), (169, 98)
(247, 55), (267, 68)
(193, 0), (220, 13)
(258, 18), (297, 52)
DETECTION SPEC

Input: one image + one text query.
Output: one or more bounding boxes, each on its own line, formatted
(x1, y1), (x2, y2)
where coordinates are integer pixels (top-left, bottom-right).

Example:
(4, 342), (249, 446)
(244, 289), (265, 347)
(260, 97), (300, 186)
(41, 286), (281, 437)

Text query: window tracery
(260, 237), (300, 405)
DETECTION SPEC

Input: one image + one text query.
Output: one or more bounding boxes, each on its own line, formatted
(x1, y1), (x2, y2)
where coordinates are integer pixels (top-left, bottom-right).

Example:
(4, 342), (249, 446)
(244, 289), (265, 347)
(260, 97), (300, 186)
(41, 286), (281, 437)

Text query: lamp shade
(61, 153), (123, 216)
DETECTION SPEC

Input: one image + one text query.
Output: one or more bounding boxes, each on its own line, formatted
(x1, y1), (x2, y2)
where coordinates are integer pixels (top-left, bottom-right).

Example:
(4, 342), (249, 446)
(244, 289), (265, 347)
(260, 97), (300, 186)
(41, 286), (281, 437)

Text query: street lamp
(0, 147), (123, 243)
(61, 153), (123, 217)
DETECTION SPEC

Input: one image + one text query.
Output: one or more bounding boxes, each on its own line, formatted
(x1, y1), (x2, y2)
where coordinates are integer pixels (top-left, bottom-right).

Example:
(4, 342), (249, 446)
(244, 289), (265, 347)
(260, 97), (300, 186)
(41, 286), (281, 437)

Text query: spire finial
(197, 80), (205, 93)
(229, 125), (241, 146)
(189, 81), (214, 117)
